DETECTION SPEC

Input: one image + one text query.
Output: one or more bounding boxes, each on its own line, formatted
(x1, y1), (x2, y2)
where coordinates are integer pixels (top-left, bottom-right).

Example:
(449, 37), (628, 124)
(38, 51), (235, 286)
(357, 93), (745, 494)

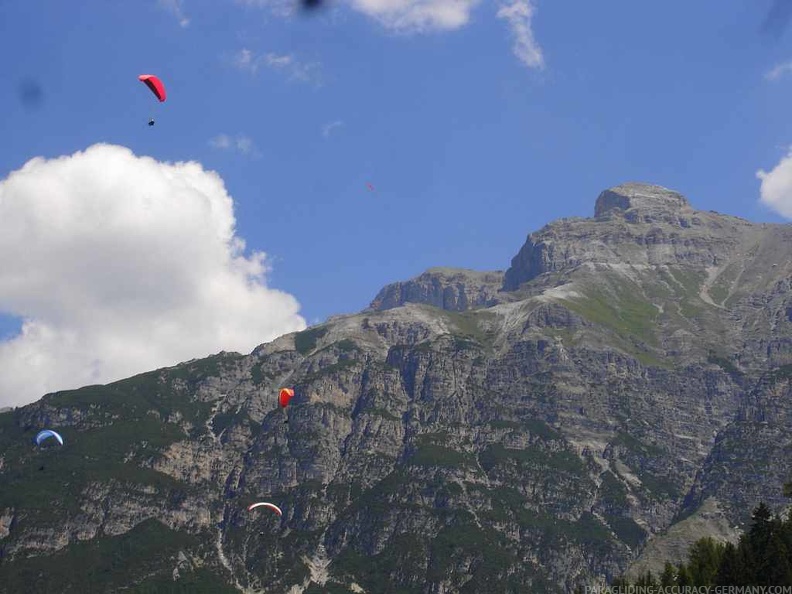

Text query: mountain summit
(504, 182), (781, 293)
(594, 182), (691, 219)
(0, 183), (790, 593)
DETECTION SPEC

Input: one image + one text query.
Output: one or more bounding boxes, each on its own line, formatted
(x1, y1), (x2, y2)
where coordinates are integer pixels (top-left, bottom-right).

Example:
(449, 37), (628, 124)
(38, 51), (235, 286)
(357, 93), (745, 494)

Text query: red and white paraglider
(138, 74), (166, 126)
(247, 502), (283, 516)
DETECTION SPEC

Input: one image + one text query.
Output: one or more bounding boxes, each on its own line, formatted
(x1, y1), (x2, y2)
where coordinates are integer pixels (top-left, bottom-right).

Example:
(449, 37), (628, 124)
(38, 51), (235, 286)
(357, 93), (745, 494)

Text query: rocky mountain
(0, 182), (790, 593)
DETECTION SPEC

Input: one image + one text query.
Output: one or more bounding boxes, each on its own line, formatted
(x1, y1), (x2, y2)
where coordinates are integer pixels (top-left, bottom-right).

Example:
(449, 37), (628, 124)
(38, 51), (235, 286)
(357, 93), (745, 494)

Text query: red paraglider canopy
(138, 74), (166, 102)
(279, 388), (294, 408)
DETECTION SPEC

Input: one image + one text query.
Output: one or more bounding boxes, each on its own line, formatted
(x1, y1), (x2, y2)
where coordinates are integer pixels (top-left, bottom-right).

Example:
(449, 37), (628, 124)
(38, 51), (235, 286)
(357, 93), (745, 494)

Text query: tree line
(610, 492), (792, 587)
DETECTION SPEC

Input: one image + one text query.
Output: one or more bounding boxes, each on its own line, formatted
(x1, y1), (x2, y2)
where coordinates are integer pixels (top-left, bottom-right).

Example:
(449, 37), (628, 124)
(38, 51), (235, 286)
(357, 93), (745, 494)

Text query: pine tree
(687, 537), (725, 585)
(715, 541), (749, 586)
(782, 481), (792, 499)
(677, 564), (692, 586)
(743, 502), (775, 583)
(749, 503), (773, 550)
(761, 532), (792, 585)
(635, 570), (657, 586)
(611, 576), (629, 587)
(660, 561), (676, 586)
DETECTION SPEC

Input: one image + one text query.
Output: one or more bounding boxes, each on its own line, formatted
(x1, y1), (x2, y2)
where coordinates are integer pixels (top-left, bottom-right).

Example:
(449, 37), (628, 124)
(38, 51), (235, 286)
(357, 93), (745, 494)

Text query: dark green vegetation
(769, 364), (792, 385)
(130, 569), (238, 594)
(408, 433), (476, 468)
(0, 519), (234, 594)
(294, 326), (329, 355)
(0, 416), (185, 520)
(0, 368), (206, 527)
(331, 506), (535, 593)
(480, 443), (585, 475)
(0, 356), (243, 592)
(562, 280), (660, 347)
(611, 498), (792, 588)
(707, 351), (743, 380)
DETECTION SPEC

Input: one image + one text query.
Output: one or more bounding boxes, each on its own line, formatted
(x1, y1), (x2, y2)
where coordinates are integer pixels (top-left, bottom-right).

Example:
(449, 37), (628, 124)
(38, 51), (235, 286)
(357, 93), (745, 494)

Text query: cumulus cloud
(210, 133), (259, 156)
(0, 144), (306, 408)
(765, 61), (792, 81)
(756, 147), (792, 218)
(233, 49), (322, 85)
(497, 0), (543, 70)
(322, 120), (344, 137)
(158, 0), (190, 27)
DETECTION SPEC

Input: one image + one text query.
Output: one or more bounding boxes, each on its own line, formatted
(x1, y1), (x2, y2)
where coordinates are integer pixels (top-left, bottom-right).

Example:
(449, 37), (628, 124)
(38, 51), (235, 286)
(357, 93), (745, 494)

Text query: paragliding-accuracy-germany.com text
(583, 586), (792, 594)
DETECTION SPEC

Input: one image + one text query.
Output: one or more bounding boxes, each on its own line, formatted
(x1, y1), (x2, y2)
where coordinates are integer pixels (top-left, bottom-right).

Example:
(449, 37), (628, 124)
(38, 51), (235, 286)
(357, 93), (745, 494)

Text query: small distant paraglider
(279, 388), (294, 409)
(138, 74), (166, 126)
(139, 74), (166, 102)
(34, 429), (64, 447)
(247, 502), (283, 516)
(366, 182), (375, 192)
(279, 388), (294, 423)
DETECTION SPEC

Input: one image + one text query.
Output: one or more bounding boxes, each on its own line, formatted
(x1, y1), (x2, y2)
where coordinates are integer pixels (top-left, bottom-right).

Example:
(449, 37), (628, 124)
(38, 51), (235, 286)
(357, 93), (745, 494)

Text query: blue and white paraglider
(34, 429), (64, 447)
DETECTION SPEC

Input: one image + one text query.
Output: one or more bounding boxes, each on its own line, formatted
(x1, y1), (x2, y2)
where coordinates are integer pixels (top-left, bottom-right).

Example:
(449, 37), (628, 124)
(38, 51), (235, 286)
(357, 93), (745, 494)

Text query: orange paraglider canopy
(138, 74), (166, 102)
(279, 388), (295, 408)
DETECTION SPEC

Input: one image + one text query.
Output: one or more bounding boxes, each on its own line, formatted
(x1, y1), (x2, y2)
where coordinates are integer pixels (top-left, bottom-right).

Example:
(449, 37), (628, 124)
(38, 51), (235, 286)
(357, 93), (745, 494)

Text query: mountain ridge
(0, 182), (790, 593)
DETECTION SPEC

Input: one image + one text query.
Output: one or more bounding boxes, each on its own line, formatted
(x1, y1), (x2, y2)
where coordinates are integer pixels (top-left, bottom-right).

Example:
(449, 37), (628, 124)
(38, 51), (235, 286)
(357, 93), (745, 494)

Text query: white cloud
(158, 0), (190, 27)
(497, 0), (544, 70)
(232, 0), (546, 68)
(0, 144), (306, 408)
(235, 0), (294, 18)
(234, 48), (255, 71)
(233, 49), (322, 85)
(210, 134), (232, 150)
(756, 147), (792, 218)
(348, 0), (481, 32)
(236, 0), (545, 69)
(765, 61), (792, 81)
(322, 120), (344, 137)
(210, 133), (259, 156)
(266, 53), (294, 68)
(236, 0), (479, 31)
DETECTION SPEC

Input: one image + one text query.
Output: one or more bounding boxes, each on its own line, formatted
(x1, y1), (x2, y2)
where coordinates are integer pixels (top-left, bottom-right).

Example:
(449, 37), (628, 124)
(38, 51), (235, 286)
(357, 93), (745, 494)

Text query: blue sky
(1, 0), (792, 405)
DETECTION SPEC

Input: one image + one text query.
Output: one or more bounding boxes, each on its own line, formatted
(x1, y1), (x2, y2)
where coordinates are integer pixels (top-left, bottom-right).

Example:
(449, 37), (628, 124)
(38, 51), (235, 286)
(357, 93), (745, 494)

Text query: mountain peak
(503, 183), (750, 290)
(595, 183), (691, 220)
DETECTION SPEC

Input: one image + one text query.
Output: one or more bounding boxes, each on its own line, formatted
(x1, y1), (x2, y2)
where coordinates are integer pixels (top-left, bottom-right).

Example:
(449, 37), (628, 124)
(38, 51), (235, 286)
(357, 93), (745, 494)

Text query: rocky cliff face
(368, 267), (505, 312)
(0, 182), (790, 593)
